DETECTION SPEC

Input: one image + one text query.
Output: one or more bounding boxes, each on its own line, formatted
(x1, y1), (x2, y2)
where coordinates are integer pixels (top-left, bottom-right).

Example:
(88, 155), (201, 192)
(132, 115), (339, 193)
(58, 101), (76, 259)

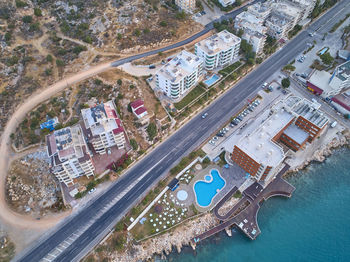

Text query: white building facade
(81, 100), (127, 154)
(219, 0), (235, 8)
(46, 125), (95, 186)
(155, 50), (203, 100)
(175, 0), (195, 13)
(195, 30), (241, 71)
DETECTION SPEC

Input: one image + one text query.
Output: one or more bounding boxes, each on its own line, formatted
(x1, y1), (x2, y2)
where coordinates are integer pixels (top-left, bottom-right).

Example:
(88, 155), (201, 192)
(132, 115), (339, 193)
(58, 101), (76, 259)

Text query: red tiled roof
(130, 99), (144, 109)
(307, 81), (323, 95)
(113, 126), (124, 134)
(332, 95), (350, 112)
(135, 106), (147, 116)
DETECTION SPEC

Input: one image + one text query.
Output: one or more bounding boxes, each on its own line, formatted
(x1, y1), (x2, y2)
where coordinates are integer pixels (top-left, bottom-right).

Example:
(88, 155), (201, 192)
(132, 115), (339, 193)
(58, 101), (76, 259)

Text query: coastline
(100, 128), (350, 262)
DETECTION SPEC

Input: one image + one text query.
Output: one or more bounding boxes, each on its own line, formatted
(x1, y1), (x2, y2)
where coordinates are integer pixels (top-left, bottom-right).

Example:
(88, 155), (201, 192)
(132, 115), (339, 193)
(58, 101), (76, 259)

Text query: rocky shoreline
(102, 130), (350, 262)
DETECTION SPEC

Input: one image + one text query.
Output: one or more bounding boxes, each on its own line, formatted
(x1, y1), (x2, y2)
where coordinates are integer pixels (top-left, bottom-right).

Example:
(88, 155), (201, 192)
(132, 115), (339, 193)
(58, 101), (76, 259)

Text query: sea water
(164, 148), (350, 262)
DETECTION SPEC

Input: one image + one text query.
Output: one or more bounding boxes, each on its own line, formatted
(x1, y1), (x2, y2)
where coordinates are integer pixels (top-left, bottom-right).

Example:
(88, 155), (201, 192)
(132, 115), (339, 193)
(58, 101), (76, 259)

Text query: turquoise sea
(164, 148), (350, 262)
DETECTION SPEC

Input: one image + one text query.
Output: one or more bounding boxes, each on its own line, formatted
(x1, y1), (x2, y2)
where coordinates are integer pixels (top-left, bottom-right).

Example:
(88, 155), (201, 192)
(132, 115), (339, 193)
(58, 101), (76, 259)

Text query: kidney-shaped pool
(194, 169), (226, 207)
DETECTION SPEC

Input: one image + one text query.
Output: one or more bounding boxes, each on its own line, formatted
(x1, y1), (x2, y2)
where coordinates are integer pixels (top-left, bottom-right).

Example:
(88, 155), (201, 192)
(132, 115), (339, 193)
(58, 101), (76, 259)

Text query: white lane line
(46, 253), (56, 258)
(42, 257), (52, 262)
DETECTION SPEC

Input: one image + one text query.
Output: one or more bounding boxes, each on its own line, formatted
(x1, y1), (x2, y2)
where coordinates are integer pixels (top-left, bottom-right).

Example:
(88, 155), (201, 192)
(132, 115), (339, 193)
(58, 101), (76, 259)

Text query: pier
(192, 164), (294, 245)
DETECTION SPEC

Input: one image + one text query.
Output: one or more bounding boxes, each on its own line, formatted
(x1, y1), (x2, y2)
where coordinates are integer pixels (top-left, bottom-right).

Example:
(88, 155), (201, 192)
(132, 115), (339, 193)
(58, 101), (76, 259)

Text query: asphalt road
(17, 1), (349, 261)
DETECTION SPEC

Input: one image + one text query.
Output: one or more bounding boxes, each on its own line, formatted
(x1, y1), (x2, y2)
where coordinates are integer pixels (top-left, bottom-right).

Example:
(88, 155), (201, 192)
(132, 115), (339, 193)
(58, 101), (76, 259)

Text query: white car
(88, 188), (96, 194)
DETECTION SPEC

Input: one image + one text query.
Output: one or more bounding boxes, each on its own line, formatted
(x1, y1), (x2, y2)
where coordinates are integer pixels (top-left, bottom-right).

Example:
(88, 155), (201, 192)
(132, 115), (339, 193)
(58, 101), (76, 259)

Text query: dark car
(216, 132), (224, 137)
(149, 65), (156, 69)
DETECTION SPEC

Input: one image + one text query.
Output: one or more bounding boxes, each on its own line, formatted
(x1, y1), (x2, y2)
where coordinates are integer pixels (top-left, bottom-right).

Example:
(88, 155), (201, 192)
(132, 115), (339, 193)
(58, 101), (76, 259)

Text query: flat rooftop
(332, 90), (350, 112)
(237, 104), (293, 167)
(195, 30), (241, 55)
(283, 124), (309, 145)
(289, 97), (329, 128)
(81, 100), (123, 136)
(156, 50), (202, 83)
(334, 60), (350, 82)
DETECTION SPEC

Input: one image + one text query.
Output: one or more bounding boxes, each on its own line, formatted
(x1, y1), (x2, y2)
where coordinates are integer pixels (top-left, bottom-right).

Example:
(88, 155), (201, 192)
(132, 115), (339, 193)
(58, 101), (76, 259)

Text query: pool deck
(191, 164), (245, 213)
(192, 164), (294, 245)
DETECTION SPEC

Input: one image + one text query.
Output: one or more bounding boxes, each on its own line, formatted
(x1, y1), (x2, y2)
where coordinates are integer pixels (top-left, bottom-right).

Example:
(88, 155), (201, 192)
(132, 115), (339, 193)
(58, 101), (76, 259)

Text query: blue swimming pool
(194, 169), (226, 207)
(203, 74), (220, 87)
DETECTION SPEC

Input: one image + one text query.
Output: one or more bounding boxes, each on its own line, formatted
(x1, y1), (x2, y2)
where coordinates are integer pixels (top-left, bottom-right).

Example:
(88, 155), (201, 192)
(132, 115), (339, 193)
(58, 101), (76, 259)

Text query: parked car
(149, 65), (156, 69)
(213, 136), (218, 141)
(217, 132), (224, 137)
(88, 188), (96, 194)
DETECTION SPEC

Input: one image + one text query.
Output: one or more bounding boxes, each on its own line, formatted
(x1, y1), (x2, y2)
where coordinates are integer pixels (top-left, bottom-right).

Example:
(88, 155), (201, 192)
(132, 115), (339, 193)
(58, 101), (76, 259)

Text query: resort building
(265, 11), (294, 39)
(247, 1), (271, 20)
(155, 50), (203, 100)
(195, 30), (241, 71)
(218, 0), (235, 8)
(175, 0), (195, 13)
(81, 100), (127, 155)
(46, 125), (95, 186)
(231, 96), (329, 181)
(307, 61), (350, 98)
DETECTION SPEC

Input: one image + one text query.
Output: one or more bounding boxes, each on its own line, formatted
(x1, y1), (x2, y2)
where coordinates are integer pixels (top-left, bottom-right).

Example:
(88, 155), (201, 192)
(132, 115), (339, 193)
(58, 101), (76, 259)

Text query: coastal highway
(16, 1), (350, 261)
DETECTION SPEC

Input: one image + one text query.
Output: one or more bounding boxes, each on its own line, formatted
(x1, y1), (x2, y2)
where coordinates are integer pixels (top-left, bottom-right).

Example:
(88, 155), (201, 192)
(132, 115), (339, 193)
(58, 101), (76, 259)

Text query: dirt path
(0, 61), (113, 230)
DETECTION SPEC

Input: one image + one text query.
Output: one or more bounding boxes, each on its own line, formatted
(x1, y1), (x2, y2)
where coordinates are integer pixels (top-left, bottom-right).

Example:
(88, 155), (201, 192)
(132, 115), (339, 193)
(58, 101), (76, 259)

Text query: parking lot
(202, 88), (287, 159)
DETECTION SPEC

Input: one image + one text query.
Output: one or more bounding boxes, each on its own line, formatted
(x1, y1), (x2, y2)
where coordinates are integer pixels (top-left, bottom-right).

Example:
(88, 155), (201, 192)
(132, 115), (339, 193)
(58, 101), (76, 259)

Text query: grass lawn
(174, 85), (205, 110)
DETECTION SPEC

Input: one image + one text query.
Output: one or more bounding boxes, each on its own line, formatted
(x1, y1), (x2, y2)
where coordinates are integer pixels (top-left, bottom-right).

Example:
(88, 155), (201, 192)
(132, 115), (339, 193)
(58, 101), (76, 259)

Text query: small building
(219, 0), (235, 8)
(195, 30), (241, 71)
(331, 90), (350, 115)
(130, 99), (148, 119)
(307, 61), (350, 98)
(265, 11), (294, 40)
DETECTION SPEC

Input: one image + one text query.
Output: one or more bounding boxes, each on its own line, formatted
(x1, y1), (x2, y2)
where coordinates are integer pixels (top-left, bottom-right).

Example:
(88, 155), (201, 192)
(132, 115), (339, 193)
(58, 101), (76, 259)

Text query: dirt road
(0, 62), (113, 229)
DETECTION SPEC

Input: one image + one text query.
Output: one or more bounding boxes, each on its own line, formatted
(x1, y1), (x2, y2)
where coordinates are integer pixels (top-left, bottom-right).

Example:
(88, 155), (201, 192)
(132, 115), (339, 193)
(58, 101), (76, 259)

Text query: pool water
(194, 169), (225, 207)
(203, 74), (220, 87)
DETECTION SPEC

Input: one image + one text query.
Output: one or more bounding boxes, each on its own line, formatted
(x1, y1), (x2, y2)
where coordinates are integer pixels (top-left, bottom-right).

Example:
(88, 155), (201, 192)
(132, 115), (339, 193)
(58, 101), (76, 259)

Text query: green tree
(282, 77), (290, 88)
(29, 22), (40, 32)
(56, 59), (65, 67)
(22, 15), (33, 23)
(130, 139), (138, 150)
(117, 79), (122, 85)
(4, 32), (11, 42)
(146, 122), (157, 141)
(117, 33), (122, 40)
(159, 21), (167, 27)
(34, 8), (42, 17)
(16, 0), (27, 8)
(134, 29), (141, 36)
(46, 54), (53, 63)
(320, 52), (334, 65)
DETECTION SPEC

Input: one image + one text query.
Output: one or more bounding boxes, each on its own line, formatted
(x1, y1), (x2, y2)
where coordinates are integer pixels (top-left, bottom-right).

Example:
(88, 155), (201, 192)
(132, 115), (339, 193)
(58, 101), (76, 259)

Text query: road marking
(42, 257), (52, 262)
(47, 253), (56, 258)
(56, 247), (63, 252)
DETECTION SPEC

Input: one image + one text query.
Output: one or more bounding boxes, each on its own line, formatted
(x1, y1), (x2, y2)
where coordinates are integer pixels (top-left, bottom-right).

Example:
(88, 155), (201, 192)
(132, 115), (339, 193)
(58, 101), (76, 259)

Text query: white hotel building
(81, 100), (127, 155)
(155, 50), (203, 100)
(194, 30), (241, 71)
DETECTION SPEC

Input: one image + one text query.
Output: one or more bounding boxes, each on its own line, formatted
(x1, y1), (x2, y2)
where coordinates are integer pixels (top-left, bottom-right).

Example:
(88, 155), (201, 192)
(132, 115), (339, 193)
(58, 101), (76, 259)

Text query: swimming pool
(203, 74), (220, 87)
(194, 169), (226, 207)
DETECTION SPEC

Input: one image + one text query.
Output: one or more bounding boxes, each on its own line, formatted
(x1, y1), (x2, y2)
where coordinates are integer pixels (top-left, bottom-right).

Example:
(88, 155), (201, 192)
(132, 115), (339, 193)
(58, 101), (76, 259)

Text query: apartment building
(307, 61), (350, 98)
(195, 30), (241, 70)
(234, 12), (267, 54)
(265, 11), (294, 39)
(46, 125), (95, 186)
(247, 1), (271, 20)
(175, 0), (195, 13)
(81, 100), (127, 155)
(272, 1), (303, 28)
(155, 50), (203, 100)
(231, 96), (328, 181)
(289, 0), (317, 21)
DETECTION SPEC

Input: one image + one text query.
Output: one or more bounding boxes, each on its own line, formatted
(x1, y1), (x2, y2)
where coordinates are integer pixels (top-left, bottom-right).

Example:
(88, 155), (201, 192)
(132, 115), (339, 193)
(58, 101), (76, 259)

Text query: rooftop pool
(203, 74), (220, 87)
(194, 169), (226, 207)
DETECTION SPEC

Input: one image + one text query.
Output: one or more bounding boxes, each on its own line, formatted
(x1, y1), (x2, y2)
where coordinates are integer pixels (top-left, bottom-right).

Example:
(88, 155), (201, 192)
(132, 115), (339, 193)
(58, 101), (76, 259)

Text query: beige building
(81, 100), (127, 155)
(46, 125), (95, 186)
(175, 0), (195, 13)
(265, 11), (294, 39)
